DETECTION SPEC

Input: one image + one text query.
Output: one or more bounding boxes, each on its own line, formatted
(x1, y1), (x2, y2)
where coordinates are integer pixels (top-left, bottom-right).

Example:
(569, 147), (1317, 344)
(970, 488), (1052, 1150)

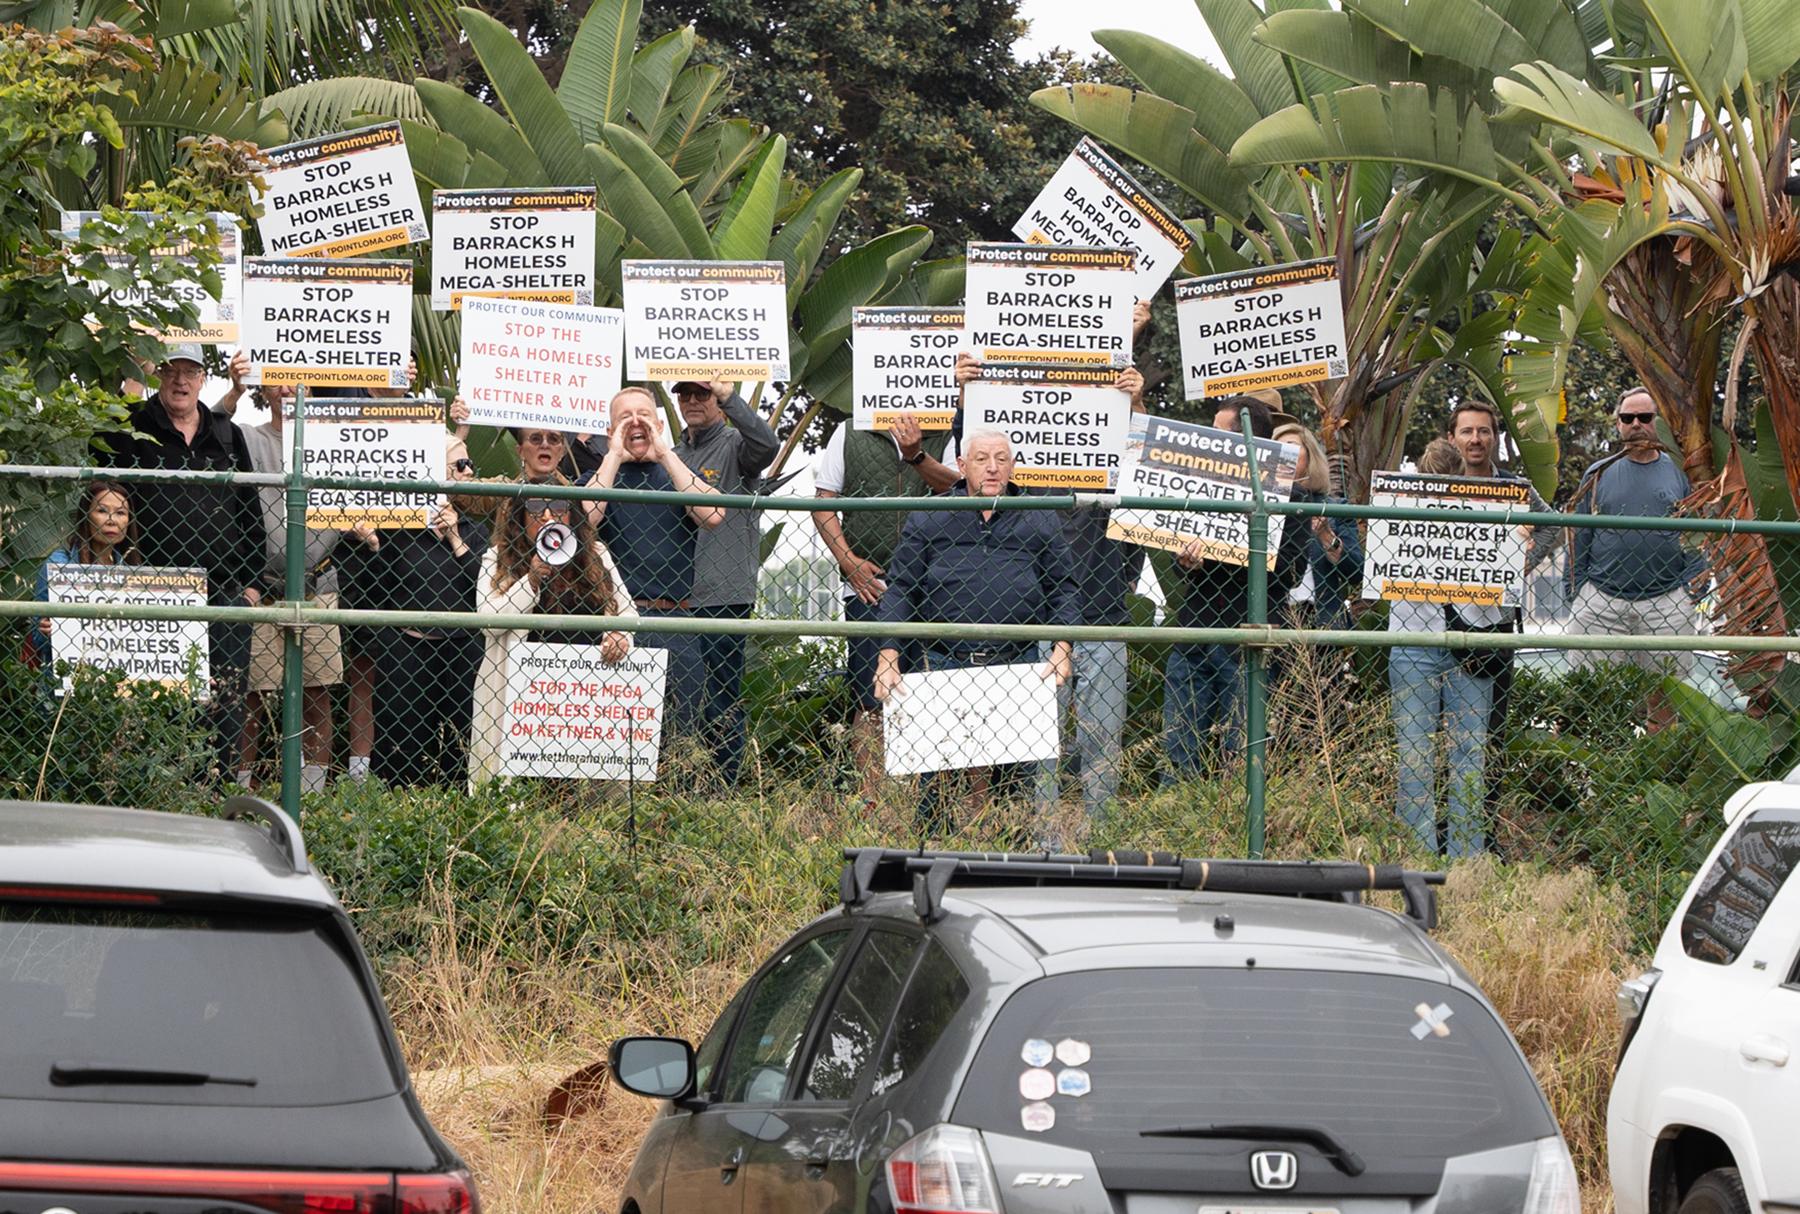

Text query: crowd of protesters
(30, 326), (1708, 858)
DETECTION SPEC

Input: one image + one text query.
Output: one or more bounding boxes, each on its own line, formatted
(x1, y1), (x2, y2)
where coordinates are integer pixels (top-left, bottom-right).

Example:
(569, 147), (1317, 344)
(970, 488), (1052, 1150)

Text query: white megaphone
(535, 520), (577, 568)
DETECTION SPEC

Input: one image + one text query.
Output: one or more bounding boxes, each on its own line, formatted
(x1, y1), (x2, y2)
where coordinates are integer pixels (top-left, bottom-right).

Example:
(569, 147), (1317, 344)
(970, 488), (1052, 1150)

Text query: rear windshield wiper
(1139, 1122), (1366, 1177)
(50, 1061), (258, 1088)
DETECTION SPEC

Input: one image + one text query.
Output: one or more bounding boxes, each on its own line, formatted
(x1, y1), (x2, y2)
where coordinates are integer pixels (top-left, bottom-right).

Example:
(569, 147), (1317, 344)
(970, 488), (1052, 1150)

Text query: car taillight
(397, 1170), (481, 1213)
(885, 1124), (999, 1214)
(0, 1162), (392, 1212)
(1522, 1137), (1581, 1214)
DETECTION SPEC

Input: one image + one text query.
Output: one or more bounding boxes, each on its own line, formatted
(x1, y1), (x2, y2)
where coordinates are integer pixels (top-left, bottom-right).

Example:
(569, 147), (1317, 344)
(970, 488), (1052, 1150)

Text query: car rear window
(0, 903), (400, 1106)
(952, 968), (1552, 1159)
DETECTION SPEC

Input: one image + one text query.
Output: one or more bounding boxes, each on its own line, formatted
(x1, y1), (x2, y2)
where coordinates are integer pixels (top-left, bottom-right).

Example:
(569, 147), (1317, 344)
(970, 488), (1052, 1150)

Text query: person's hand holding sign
(1176, 537), (1206, 570)
(953, 352), (983, 387)
(1132, 299), (1152, 340)
(599, 630), (631, 664)
(891, 412), (924, 463)
(873, 649), (903, 703)
(1113, 366), (1144, 409)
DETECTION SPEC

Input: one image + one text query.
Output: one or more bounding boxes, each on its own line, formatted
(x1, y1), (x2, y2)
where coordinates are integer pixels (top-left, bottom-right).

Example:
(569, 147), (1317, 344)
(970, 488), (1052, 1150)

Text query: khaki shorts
(249, 591), (345, 692)
(1572, 583), (1698, 679)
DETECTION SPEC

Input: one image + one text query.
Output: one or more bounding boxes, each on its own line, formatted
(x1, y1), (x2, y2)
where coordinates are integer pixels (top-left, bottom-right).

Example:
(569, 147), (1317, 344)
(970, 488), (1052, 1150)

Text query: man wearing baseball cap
(100, 343), (267, 779)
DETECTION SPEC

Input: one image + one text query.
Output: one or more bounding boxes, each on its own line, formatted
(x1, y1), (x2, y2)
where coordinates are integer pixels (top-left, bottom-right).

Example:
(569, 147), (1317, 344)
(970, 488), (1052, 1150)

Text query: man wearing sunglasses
(1568, 386), (1703, 729)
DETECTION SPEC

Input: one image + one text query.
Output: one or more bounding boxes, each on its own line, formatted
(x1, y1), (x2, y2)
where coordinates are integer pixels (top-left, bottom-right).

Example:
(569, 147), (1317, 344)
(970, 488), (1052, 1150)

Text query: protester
(232, 384), (345, 793)
(1386, 437), (1501, 857)
(1161, 395), (1310, 781)
(811, 412), (959, 803)
(1567, 387), (1703, 729)
(874, 429), (1078, 823)
(99, 344), (266, 778)
(1272, 418), (1362, 629)
(585, 387), (726, 754)
(467, 494), (635, 788)
(669, 380), (780, 787)
(370, 439), (490, 786)
(32, 481), (143, 669)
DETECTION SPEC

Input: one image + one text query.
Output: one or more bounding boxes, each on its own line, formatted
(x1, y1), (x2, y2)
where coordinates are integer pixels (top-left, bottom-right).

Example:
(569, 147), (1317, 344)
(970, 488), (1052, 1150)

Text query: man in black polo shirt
(100, 344), (266, 778)
(875, 429), (1077, 818)
(587, 386), (725, 746)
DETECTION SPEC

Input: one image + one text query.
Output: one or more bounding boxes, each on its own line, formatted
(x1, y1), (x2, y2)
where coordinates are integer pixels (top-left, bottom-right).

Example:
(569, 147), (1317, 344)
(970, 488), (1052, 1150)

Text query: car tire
(1678, 1169), (1750, 1214)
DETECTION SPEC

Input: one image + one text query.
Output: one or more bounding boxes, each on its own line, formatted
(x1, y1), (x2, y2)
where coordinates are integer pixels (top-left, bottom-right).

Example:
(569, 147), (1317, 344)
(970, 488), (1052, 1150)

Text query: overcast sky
(1015, 0), (1224, 66)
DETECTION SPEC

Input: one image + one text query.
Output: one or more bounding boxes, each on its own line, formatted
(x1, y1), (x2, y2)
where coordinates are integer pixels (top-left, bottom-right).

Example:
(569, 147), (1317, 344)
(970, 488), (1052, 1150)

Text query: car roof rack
(839, 847), (1444, 930)
(224, 795), (310, 876)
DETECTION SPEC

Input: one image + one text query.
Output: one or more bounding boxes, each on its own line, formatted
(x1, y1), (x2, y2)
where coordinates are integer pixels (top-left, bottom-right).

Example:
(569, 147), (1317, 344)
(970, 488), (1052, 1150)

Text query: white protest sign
(852, 306), (963, 431)
(965, 242), (1135, 367)
(1108, 414), (1297, 568)
(963, 364), (1131, 490)
(1364, 472), (1530, 606)
(46, 566), (209, 698)
(281, 398), (445, 529)
(458, 297), (624, 430)
(430, 188), (596, 310)
(622, 259), (790, 381)
(256, 122), (429, 258)
(882, 663), (1059, 776)
(241, 258), (412, 389)
(1174, 257), (1350, 399)
(501, 643), (667, 781)
(1013, 138), (1194, 296)
(60, 211), (243, 343)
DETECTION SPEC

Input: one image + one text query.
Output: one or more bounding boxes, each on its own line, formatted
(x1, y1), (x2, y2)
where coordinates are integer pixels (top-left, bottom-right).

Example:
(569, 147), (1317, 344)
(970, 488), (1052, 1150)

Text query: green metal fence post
(279, 385), (306, 821)
(1240, 412), (1269, 859)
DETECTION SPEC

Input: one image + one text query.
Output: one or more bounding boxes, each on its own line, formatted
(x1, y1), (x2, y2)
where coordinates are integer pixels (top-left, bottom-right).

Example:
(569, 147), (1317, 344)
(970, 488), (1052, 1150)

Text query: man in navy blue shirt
(586, 387), (725, 748)
(875, 429), (1078, 821)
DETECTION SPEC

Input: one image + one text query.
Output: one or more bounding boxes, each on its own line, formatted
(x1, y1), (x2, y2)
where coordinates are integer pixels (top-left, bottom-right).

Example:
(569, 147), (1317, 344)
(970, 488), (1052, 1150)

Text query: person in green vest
(811, 412), (960, 804)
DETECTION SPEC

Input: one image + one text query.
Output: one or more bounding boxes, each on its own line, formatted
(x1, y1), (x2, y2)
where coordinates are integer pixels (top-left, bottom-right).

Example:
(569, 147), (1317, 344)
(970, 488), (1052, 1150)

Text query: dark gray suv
(0, 797), (478, 1213)
(609, 848), (1577, 1214)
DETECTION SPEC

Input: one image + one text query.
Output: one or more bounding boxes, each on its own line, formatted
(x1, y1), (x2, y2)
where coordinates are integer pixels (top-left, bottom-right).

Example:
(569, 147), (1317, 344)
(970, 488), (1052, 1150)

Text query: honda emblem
(1250, 1150), (1298, 1191)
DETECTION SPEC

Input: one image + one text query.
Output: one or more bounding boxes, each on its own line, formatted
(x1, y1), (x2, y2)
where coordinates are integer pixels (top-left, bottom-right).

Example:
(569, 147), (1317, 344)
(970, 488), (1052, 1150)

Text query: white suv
(1608, 780), (1800, 1214)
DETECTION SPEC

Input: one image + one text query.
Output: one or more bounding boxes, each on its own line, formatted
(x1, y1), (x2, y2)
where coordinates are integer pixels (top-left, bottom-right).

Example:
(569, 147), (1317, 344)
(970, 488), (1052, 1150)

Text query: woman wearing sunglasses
(466, 488), (636, 788)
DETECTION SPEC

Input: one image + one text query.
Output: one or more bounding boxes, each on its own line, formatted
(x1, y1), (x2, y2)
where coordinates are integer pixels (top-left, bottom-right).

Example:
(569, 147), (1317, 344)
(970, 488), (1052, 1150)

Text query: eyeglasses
(520, 498), (573, 517)
(451, 458), (475, 473)
(1618, 412), (1656, 424)
(674, 387), (711, 400)
(160, 364), (206, 380)
(520, 432), (565, 447)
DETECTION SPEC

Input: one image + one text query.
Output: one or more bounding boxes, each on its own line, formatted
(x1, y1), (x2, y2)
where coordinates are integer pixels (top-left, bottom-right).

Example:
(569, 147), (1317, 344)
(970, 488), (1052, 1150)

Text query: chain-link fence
(7, 445), (1800, 936)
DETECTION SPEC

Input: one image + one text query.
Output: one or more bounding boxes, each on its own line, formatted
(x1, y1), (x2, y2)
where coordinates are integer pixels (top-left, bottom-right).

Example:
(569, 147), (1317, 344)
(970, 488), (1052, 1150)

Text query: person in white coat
(467, 494), (636, 788)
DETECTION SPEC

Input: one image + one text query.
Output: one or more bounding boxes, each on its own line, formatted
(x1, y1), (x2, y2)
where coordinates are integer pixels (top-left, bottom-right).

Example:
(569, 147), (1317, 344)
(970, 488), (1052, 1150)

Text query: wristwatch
(905, 450), (927, 466)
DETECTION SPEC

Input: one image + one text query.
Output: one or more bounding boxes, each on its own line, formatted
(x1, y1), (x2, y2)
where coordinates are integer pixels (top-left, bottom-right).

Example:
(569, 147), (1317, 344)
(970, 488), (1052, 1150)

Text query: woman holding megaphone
(467, 491), (636, 789)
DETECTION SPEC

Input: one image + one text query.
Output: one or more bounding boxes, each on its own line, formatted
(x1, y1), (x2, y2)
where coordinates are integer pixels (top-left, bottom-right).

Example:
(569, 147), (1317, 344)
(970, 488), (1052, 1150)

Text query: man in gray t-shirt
(1569, 387), (1701, 718)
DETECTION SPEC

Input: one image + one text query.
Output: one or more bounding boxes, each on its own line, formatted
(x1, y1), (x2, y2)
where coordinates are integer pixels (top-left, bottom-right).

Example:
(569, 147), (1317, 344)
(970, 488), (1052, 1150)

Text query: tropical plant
(1027, 0), (1587, 497)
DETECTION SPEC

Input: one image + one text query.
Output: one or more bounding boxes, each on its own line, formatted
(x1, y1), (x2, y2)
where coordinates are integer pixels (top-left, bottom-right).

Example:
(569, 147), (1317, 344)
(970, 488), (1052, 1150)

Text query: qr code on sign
(1328, 358), (1348, 377)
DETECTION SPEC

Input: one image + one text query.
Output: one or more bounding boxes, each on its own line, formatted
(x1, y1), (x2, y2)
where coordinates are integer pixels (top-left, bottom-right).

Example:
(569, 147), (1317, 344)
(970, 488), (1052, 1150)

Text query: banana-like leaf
(712, 135), (785, 260)
(457, 6), (592, 185)
(415, 78), (549, 186)
(679, 119), (767, 209)
(1449, 308), (1560, 496)
(559, 0), (641, 140)
(625, 27), (693, 138)
(1628, 0), (1748, 102)
(1254, 10), (1488, 97)
(797, 226), (935, 362)
(1231, 83), (1504, 190)
(145, 0), (238, 38)
(397, 119), (474, 191)
(410, 295), (460, 394)
(1093, 29), (1263, 153)
(654, 64), (728, 157)
(1737, 0), (1800, 81)
(768, 167), (862, 306)
(593, 209), (628, 304)
(1031, 83), (1253, 226)
(1345, 0), (1587, 78)
(1493, 62), (1672, 166)
(109, 56), (285, 146)
(266, 76), (426, 141)
(1195, 0), (1305, 117)
(592, 143), (698, 259)
(877, 255), (967, 308)
(602, 123), (714, 257)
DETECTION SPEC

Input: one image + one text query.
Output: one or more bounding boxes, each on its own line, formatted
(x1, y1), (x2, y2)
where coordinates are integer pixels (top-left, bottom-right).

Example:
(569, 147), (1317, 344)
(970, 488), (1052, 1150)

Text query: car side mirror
(609, 1036), (696, 1100)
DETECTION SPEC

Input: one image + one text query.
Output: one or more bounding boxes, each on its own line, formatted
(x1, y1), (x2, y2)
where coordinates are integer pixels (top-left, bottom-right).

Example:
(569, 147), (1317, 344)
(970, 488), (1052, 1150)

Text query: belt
(930, 644), (1032, 667)
(634, 597), (691, 610)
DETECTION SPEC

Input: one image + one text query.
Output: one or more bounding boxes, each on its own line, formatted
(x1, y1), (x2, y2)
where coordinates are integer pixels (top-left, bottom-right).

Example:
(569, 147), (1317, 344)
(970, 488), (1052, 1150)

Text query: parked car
(0, 796), (478, 1213)
(1610, 779), (1800, 1214)
(608, 847), (1578, 1214)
